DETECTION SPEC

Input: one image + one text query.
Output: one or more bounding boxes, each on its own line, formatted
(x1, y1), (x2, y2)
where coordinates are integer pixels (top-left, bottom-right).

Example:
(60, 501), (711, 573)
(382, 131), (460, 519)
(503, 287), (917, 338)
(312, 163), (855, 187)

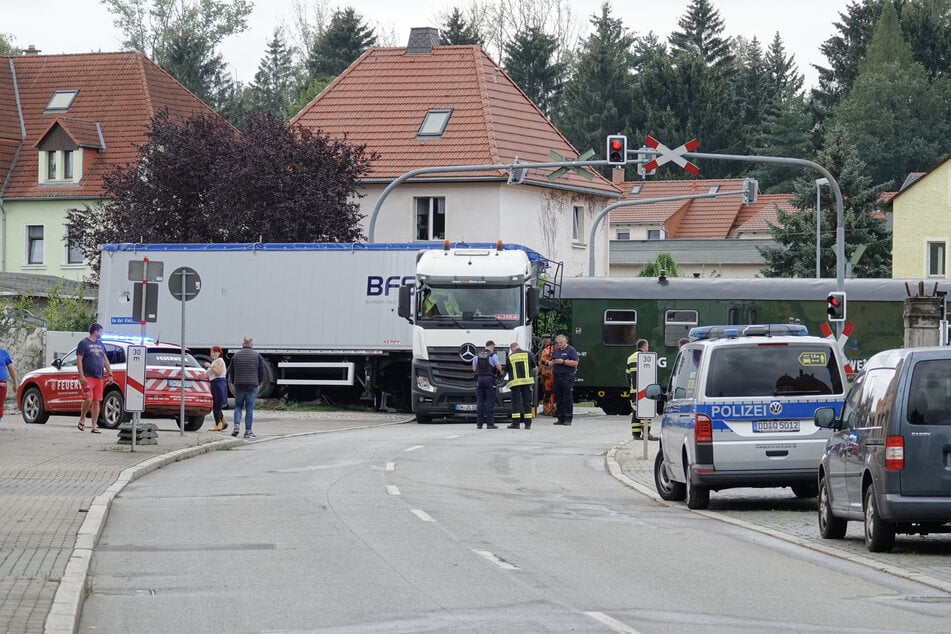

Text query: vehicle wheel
(184, 415), (206, 432)
(684, 459), (710, 510)
(228, 360), (278, 399)
(100, 390), (130, 429)
(818, 475), (847, 539)
(864, 484), (895, 553)
(792, 483), (818, 498)
(20, 386), (50, 424)
(415, 414), (433, 424)
(654, 450), (686, 501)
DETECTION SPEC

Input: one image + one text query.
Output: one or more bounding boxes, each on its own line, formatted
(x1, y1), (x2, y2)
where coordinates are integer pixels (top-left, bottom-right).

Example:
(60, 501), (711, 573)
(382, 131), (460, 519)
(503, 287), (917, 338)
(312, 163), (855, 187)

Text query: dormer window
(418, 109), (452, 137)
(39, 149), (81, 183)
(45, 90), (78, 112)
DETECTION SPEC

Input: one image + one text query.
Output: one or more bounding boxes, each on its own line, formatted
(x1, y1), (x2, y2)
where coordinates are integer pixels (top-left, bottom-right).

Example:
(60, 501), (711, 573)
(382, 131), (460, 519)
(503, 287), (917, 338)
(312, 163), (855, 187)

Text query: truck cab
(399, 242), (548, 423)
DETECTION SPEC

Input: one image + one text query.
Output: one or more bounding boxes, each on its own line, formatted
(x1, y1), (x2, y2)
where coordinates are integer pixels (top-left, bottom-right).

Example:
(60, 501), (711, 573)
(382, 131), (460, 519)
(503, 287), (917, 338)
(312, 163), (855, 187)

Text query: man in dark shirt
(230, 336), (267, 439)
(550, 335), (579, 426)
(472, 340), (502, 429)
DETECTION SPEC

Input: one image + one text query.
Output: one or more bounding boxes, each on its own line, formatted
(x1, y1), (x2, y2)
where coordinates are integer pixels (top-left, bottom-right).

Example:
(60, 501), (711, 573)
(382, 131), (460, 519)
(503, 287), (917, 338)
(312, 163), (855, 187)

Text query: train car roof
(559, 277), (943, 302)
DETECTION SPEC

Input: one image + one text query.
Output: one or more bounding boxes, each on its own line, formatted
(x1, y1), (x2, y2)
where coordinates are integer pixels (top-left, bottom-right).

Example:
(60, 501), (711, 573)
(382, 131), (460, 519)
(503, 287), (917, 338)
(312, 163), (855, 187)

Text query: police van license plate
(752, 420), (800, 433)
(455, 404), (477, 412)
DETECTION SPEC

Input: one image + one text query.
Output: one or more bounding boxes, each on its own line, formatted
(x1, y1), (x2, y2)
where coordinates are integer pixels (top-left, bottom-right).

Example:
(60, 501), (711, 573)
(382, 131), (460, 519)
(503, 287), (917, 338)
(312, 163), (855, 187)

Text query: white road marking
(584, 612), (642, 633)
(385, 485), (400, 496)
(411, 509), (434, 522)
(405, 445), (424, 452)
(385, 462), (395, 471)
(445, 434), (461, 439)
(472, 549), (519, 570)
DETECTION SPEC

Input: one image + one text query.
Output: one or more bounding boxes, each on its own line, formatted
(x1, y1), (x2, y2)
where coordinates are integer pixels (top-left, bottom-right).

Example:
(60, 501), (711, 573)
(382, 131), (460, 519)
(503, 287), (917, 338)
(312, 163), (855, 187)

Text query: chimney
(611, 168), (626, 185)
(406, 27), (439, 55)
(23, 45), (41, 56)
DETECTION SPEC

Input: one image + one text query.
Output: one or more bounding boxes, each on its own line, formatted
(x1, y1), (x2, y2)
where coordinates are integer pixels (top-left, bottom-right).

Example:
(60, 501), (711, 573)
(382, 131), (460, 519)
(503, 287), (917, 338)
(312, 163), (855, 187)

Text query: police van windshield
(417, 285), (522, 327)
(705, 343), (843, 397)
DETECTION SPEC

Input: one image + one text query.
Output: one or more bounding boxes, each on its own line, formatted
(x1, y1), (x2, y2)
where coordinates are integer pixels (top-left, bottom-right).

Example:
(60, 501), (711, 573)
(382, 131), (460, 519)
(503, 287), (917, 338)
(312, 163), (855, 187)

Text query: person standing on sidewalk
(203, 346), (229, 431)
(626, 339), (648, 439)
(77, 323), (113, 433)
(536, 333), (556, 416)
(551, 335), (579, 426)
(473, 340), (502, 429)
(230, 337), (266, 439)
(0, 346), (17, 425)
(506, 342), (536, 429)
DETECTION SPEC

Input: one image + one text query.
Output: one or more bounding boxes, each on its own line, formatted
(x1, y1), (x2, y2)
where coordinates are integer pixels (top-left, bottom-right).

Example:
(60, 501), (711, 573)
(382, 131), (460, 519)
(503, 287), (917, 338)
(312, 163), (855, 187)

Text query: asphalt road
(79, 417), (951, 633)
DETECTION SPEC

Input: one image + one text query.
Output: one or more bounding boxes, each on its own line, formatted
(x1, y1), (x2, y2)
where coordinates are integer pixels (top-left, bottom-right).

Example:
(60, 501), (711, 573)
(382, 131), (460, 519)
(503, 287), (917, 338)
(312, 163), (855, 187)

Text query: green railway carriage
(558, 276), (945, 415)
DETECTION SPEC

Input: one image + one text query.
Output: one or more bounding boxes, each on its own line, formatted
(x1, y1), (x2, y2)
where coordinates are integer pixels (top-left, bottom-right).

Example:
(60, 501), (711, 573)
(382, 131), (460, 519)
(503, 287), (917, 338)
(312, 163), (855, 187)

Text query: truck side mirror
(526, 287), (539, 320)
(398, 285), (412, 321)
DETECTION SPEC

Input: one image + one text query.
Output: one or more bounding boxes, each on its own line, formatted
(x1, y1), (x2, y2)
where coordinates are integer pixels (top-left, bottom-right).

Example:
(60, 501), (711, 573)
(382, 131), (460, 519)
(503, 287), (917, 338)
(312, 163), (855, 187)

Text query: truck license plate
(752, 420), (800, 433)
(455, 404), (477, 412)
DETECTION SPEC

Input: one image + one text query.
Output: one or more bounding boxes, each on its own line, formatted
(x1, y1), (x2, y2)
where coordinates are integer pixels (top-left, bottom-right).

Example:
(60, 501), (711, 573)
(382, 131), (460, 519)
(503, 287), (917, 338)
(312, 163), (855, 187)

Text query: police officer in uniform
(472, 340), (502, 429)
(626, 339), (649, 439)
(506, 342), (537, 429)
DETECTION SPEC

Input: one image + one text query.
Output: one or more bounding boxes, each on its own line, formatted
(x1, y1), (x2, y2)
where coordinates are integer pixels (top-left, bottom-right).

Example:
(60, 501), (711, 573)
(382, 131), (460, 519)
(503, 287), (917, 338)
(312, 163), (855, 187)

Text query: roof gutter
(0, 57), (28, 274)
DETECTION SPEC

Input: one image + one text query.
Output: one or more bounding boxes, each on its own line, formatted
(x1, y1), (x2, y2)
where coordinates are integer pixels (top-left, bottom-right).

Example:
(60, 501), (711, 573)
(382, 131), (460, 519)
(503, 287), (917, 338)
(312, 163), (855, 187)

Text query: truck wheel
(184, 415), (206, 432)
(684, 459), (710, 510)
(818, 475), (847, 539)
(20, 386), (50, 424)
(654, 450), (685, 501)
(227, 359), (278, 399)
(100, 390), (130, 429)
(864, 484), (895, 552)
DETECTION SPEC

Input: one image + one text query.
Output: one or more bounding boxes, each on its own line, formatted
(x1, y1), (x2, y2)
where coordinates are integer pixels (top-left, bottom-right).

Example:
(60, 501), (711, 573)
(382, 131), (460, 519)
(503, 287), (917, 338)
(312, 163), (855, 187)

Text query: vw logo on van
(459, 343), (477, 362)
(769, 401), (783, 415)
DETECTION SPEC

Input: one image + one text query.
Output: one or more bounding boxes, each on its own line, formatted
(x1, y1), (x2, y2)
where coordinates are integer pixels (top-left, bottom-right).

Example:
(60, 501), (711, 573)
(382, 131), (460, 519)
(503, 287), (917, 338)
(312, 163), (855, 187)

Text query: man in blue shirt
(472, 340), (502, 429)
(0, 346), (17, 425)
(550, 335), (580, 426)
(77, 323), (113, 433)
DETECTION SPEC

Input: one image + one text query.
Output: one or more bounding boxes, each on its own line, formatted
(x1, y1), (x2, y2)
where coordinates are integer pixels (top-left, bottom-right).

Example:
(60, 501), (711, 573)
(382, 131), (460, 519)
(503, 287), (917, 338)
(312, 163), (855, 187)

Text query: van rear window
(907, 360), (951, 425)
(705, 344), (843, 397)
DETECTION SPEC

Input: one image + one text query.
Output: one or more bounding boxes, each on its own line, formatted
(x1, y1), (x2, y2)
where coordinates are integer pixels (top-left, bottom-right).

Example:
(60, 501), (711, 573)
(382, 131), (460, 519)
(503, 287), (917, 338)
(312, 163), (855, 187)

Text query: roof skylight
(418, 109), (452, 137)
(45, 90), (78, 112)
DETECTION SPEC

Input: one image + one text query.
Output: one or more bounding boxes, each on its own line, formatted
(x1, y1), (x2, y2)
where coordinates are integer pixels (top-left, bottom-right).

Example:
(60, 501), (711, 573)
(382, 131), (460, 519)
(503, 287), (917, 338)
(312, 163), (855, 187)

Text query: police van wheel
(684, 461), (710, 510)
(654, 450), (685, 501)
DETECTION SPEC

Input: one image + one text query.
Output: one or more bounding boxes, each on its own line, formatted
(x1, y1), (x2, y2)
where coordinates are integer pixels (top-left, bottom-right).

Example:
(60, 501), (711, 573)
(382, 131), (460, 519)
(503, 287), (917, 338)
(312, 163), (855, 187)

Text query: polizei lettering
(366, 275), (414, 297)
(711, 403), (772, 419)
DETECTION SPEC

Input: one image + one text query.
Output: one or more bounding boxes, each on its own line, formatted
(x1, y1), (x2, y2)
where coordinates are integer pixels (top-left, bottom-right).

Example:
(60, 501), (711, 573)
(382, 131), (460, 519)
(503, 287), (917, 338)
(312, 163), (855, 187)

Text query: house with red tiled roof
(892, 159), (951, 278)
(608, 176), (797, 277)
(0, 50), (216, 282)
(291, 28), (621, 277)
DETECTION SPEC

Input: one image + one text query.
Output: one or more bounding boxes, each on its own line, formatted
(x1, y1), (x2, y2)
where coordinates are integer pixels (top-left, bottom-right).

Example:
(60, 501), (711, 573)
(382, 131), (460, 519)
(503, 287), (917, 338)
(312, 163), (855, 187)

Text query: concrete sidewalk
(0, 408), (412, 634)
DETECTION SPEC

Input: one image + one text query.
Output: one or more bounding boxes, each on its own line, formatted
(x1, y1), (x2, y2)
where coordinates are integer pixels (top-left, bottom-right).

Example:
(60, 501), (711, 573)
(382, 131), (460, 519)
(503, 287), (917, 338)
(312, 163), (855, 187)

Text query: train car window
(747, 309), (758, 324)
(728, 308), (739, 325)
(664, 309), (698, 347)
(603, 309), (637, 346)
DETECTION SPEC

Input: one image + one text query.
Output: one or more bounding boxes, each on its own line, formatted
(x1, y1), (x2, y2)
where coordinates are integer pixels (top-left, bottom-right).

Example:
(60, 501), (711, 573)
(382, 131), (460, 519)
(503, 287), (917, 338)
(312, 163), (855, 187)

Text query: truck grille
(428, 347), (478, 387)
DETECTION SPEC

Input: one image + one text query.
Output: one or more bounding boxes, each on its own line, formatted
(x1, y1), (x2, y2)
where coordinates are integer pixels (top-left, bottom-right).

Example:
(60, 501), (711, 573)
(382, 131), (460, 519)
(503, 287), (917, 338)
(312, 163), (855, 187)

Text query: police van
(646, 325), (849, 509)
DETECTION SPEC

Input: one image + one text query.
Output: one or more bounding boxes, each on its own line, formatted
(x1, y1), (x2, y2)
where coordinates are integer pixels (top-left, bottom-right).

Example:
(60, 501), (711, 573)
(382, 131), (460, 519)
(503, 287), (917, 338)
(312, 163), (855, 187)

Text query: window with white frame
(647, 229), (662, 240)
(63, 150), (74, 180)
(27, 225), (44, 265)
(928, 241), (946, 277)
(64, 225), (83, 265)
(572, 205), (584, 243)
(616, 231), (630, 240)
(415, 197), (446, 241)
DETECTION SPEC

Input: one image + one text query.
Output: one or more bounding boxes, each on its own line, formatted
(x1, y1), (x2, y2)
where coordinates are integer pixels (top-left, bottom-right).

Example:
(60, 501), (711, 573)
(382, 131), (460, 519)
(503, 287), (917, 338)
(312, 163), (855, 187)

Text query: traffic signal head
(826, 291), (846, 322)
(607, 134), (628, 166)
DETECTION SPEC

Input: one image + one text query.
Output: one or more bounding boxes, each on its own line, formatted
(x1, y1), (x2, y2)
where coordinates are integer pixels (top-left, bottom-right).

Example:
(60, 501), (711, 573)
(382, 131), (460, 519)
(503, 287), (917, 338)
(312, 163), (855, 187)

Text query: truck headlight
(497, 384), (511, 394)
(416, 375), (436, 393)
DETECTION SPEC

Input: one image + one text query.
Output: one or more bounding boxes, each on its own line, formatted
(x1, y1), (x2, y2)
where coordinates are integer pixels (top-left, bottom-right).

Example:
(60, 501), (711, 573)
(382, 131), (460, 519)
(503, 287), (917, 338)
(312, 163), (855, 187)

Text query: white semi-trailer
(97, 242), (553, 417)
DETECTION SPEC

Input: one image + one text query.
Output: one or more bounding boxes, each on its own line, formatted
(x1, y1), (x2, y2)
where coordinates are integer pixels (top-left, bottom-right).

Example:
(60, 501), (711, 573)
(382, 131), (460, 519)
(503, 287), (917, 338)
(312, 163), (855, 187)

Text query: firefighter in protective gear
(536, 334), (556, 416)
(626, 339), (649, 439)
(506, 342), (537, 429)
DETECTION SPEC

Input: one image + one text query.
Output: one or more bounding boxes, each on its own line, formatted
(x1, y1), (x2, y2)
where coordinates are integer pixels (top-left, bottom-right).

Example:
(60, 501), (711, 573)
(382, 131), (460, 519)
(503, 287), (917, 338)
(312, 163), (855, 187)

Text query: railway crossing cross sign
(643, 136), (700, 175)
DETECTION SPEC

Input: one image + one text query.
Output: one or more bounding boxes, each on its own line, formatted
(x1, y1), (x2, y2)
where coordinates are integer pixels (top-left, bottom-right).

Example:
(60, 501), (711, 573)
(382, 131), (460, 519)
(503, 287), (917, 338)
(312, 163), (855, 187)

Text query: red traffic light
(827, 295), (841, 307)
(606, 134), (628, 166)
(826, 291), (846, 322)
(609, 138), (623, 152)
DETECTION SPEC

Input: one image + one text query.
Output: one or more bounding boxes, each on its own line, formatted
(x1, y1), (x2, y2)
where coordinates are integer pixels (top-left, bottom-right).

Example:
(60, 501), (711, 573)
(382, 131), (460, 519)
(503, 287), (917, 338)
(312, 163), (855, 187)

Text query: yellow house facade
(892, 158), (951, 278)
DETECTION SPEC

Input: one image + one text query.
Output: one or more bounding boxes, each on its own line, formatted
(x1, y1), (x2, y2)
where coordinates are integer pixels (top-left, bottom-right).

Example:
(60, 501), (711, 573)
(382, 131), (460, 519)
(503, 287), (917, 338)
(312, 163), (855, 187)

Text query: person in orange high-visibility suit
(537, 334), (556, 416)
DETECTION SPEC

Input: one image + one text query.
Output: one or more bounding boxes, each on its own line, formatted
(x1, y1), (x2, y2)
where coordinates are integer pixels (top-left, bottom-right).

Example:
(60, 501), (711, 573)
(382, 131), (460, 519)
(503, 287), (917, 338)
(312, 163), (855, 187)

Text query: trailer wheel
(228, 359), (278, 399)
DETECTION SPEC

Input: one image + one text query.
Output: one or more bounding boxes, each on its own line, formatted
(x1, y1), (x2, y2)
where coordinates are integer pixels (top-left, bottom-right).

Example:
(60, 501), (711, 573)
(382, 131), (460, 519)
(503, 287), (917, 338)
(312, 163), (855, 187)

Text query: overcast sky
(5, 0), (852, 89)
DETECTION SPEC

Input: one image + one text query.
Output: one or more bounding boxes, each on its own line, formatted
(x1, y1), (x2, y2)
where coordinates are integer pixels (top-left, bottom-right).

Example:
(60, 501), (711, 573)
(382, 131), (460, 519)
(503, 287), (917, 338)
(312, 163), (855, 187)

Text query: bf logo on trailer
(636, 352), (658, 420)
(125, 345), (147, 412)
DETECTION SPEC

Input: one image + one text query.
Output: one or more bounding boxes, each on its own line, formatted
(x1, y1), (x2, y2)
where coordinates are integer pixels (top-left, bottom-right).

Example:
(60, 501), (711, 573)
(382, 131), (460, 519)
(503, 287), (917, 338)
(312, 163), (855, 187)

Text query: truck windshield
(417, 285), (522, 326)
